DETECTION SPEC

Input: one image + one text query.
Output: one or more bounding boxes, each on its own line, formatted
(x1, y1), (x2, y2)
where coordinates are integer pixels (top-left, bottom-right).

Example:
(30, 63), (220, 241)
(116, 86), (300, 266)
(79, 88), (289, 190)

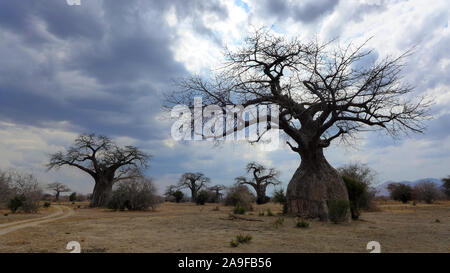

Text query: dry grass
(0, 201), (448, 253)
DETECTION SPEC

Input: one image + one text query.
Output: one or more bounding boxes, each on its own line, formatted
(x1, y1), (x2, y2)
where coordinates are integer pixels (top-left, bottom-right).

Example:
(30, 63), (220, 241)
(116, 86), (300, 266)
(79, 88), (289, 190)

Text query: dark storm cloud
(0, 0), (228, 140)
(257, 0), (339, 23)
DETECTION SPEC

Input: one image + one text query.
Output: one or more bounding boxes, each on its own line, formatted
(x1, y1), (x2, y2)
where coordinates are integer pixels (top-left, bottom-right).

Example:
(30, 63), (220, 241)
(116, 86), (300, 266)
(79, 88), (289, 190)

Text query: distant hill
(375, 178), (443, 196)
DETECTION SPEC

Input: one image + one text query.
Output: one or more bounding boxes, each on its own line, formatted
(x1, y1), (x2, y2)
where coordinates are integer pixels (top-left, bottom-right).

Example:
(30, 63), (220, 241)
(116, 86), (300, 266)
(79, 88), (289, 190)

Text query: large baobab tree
(178, 172), (210, 202)
(47, 182), (71, 201)
(166, 29), (431, 221)
(47, 134), (150, 207)
(235, 162), (281, 204)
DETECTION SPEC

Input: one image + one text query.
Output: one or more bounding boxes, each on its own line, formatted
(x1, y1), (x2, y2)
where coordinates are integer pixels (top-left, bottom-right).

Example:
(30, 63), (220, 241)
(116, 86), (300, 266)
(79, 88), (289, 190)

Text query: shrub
(338, 163), (377, 210)
(173, 190), (184, 203)
(414, 181), (443, 204)
(196, 190), (210, 205)
(296, 219), (309, 228)
(236, 234), (252, 244)
(266, 208), (274, 216)
(69, 192), (77, 202)
(273, 217), (284, 228)
(107, 177), (160, 211)
(442, 176), (450, 199)
(8, 171), (43, 213)
(328, 200), (349, 224)
(272, 188), (287, 205)
(342, 176), (367, 220)
(258, 211), (264, 216)
(43, 202), (51, 208)
(233, 202), (246, 214)
(223, 184), (254, 211)
(230, 240), (239, 247)
(8, 195), (25, 213)
(388, 183), (413, 203)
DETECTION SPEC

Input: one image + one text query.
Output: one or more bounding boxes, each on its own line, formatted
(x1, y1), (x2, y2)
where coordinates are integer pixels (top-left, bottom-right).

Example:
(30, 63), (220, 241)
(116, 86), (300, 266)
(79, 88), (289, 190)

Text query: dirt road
(0, 206), (74, 236)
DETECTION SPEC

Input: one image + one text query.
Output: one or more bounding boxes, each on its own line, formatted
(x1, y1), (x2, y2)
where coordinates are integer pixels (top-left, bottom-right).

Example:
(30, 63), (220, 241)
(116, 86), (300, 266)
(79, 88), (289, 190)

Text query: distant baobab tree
(47, 133), (150, 207)
(166, 28), (431, 221)
(47, 182), (71, 201)
(178, 172), (210, 202)
(235, 162), (281, 204)
(208, 184), (225, 202)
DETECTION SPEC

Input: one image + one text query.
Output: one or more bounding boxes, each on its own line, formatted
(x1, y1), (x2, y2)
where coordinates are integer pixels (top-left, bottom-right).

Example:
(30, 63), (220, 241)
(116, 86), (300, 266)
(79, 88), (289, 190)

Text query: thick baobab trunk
(255, 187), (269, 204)
(191, 189), (197, 202)
(286, 147), (350, 222)
(90, 177), (114, 207)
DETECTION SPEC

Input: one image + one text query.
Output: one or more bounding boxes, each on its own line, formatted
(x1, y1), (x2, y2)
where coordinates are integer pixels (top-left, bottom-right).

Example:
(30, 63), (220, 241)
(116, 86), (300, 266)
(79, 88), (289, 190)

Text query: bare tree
(177, 172), (210, 202)
(235, 162), (281, 204)
(0, 170), (12, 207)
(47, 182), (71, 201)
(47, 133), (150, 207)
(414, 181), (443, 204)
(166, 29), (431, 220)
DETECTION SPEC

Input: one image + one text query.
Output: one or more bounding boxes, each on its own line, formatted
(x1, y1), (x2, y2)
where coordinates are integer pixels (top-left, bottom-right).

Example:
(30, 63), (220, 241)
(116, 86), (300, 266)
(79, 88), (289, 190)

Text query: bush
(69, 192), (77, 202)
(272, 188), (287, 205)
(328, 200), (349, 224)
(414, 181), (444, 204)
(296, 219), (309, 228)
(107, 177), (160, 211)
(442, 176), (450, 199)
(196, 190), (209, 205)
(223, 184), (254, 211)
(343, 176), (367, 220)
(388, 183), (413, 203)
(233, 202), (246, 214)
(173, 190), (184, 203)
(230, 240), (239, 247)
(338, 163), (377, 210)
(9, 171), (42, 213)
(273, 217), (284, 228)
(43, 202), (51, 208)
(8, 195), (25, 213)
(266, 208), (274, 216)
(236, 234), (252, 244)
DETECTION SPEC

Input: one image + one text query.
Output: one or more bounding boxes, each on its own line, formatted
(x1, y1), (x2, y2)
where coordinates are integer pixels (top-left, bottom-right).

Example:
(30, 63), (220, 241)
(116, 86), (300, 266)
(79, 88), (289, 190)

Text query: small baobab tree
(47, 133), (150, 207)
(235, 162), (281, 204)
(208, 184), (225, 202)
(166, 28), (431, 221)
(46, 182), (71, 201)
(178, 172), (210, 202)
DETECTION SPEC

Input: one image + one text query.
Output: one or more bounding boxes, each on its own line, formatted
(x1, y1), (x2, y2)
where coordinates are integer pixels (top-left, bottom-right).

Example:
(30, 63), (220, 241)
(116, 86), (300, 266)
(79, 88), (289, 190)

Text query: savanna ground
(0, 200), (448, 253)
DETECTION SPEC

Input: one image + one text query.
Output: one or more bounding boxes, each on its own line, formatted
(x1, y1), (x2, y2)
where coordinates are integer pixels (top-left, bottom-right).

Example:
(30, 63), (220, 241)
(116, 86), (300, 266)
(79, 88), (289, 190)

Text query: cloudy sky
(0, 0), (449, 195)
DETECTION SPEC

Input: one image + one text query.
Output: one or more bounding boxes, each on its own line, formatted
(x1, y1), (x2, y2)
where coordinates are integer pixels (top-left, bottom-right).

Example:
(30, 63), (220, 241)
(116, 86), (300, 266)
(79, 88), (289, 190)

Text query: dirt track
(0, 205), (74, 236)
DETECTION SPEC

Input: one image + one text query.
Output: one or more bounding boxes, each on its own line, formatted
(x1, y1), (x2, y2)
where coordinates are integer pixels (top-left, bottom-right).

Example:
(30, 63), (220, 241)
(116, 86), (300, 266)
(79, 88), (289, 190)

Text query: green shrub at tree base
(328, 200), (349, 224)
(342, 176), (367, 220)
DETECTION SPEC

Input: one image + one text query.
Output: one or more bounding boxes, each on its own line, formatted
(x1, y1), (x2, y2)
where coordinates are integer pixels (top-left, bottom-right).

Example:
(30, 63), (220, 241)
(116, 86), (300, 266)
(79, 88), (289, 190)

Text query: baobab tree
(47, 182), (71, 201)
(208, 184), (226, 202)
(178, 172), (210, 202)
(235, 162), (281, 204)
(47, 134), (150, 207)
(166, 29), (431, 221)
